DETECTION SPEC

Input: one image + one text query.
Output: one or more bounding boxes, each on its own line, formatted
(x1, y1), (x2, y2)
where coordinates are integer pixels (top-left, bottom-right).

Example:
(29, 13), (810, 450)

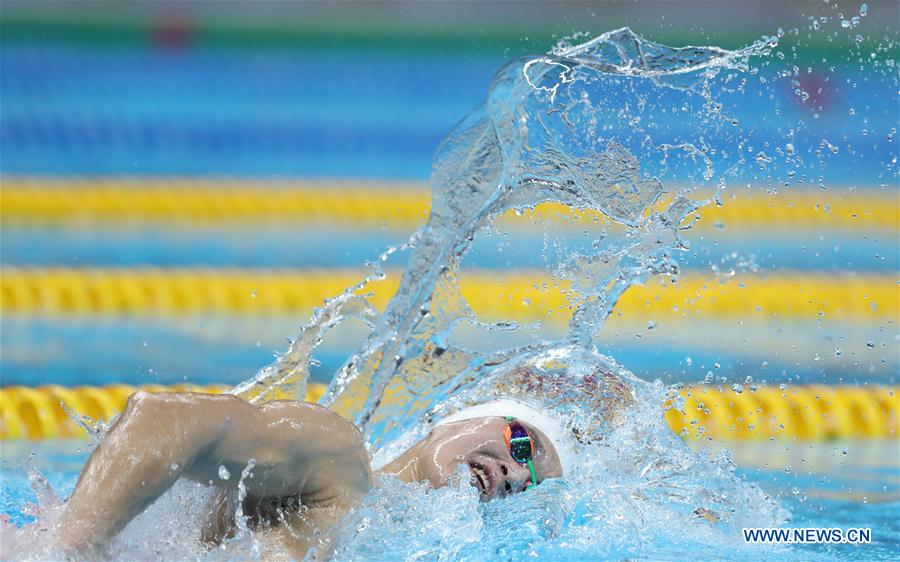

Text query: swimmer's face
(417, 417), (563, 501)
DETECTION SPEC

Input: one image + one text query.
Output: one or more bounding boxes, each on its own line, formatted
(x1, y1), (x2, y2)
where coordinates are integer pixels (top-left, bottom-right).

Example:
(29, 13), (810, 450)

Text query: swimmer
(44, 392), (566, 559)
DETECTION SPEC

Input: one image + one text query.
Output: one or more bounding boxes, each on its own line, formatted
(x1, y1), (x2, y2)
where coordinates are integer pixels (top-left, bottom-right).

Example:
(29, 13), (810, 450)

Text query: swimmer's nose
(500, 461), (533, 495)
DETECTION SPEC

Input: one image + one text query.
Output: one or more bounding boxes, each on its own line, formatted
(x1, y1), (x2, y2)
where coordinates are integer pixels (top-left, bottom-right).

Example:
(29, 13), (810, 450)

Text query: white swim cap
(436, 398), (574, 474)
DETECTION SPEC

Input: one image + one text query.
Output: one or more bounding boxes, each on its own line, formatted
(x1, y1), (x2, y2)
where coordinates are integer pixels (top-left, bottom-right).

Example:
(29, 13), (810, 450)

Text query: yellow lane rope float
(1, 179), (896, 232)
(0, 383), (894, 440)
(1, 267), (895, 323)
(667, 385), (898, 440)
(0, 383), (326, 439)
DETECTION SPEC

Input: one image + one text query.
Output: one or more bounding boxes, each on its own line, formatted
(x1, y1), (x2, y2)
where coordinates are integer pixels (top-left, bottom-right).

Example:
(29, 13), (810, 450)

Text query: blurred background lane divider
(1, 180), (896, 231)
(1, 267), (895, 322)
(1, 179), (429, 226)
(1, 383), (895, 440)
(0, 383), (322, 439)
(666, 384), (898, 440)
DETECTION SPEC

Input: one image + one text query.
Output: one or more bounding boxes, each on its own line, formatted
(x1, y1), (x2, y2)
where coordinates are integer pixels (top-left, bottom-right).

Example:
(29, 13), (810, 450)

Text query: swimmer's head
(409, 399), (569, 500)
(462, 345), (635, 445)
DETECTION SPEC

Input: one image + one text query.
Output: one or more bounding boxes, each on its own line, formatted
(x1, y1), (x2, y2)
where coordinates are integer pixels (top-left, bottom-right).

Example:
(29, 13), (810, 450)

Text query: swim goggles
(503, 416), (539, 491)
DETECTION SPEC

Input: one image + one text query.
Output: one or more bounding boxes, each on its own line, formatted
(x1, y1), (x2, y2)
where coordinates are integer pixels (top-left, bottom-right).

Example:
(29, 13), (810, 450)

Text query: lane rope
(1, 267), (895, 323)
(0, 383), (894, 440)
(2, 180), (895, 232)
(0, 383), (324, 439)
(666, 384), (898, 440)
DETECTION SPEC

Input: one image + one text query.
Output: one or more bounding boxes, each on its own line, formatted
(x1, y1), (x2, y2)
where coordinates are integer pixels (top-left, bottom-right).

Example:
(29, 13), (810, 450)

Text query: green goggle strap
(525, 460), (538, 489)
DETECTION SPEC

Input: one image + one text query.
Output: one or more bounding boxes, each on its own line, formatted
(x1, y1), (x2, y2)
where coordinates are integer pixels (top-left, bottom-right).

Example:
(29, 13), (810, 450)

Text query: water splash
(335, 380), (789, 560)
(238, 28), (772, 447)
(231, 28), (791, 557)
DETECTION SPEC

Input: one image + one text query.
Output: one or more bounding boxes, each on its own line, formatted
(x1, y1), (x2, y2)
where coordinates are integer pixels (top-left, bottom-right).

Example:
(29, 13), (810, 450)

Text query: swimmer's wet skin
(44, 392), (564, 558)
(380, 415), (562, 500)
(52, 392), (370, 559)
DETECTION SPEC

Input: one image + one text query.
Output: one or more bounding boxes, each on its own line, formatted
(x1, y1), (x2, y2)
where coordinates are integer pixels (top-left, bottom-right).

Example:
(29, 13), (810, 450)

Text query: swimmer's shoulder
(256, 400), (371, 483)
(258, 399), (366, 450)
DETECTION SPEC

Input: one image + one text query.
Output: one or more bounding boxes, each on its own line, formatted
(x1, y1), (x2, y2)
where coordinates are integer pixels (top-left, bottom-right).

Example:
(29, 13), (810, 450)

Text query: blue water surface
(2, 440), (897, 560)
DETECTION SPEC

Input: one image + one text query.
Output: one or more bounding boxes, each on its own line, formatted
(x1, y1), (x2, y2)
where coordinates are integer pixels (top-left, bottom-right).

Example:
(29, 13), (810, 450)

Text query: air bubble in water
(218, 465), (231, 480)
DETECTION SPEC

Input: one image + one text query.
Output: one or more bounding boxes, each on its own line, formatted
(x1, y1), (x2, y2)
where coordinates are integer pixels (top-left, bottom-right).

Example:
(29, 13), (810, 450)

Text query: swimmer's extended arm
(53, 392), (370, 555)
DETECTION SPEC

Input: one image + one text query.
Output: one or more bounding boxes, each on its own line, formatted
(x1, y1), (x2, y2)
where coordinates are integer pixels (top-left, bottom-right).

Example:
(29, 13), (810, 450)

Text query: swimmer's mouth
(468, 462), (492, 498)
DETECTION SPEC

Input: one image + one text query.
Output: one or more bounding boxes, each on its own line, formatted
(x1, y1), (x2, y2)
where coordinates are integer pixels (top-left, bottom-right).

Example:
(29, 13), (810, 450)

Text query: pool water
(2, 439), (897, 560)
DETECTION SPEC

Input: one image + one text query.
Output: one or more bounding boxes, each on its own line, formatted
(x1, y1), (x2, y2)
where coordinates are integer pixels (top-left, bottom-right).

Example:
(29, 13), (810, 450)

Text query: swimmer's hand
(52, 392), (370, 556)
